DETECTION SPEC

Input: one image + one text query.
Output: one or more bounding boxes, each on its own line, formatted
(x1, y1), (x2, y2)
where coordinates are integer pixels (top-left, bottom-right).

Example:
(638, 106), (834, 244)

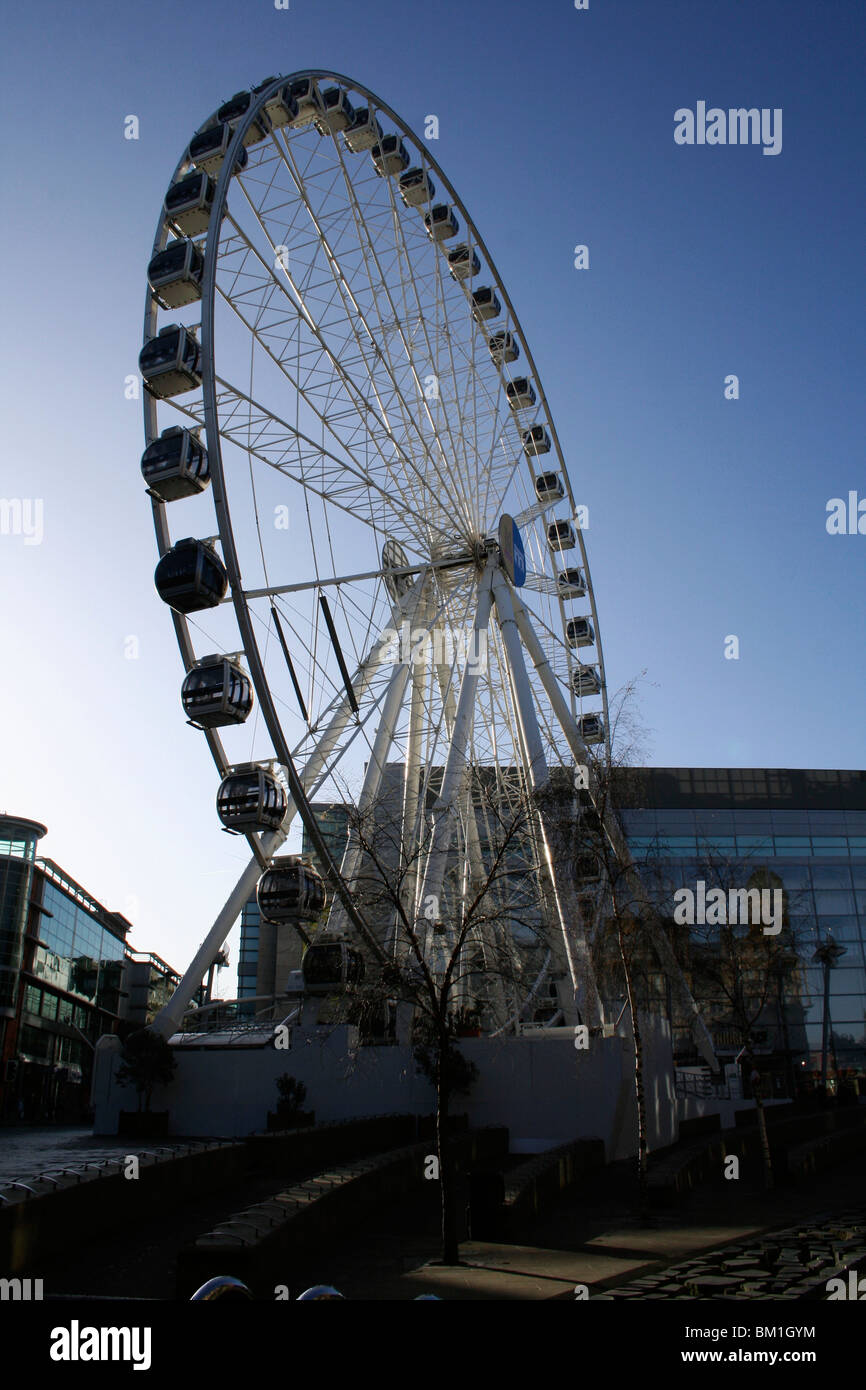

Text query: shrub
(116, 1029), (176, 1112)
(274, 1074), (308, 1125)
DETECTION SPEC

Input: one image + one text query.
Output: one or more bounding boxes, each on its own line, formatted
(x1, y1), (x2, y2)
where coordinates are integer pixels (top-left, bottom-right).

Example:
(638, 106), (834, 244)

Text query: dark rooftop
(614, 768), (866, 812)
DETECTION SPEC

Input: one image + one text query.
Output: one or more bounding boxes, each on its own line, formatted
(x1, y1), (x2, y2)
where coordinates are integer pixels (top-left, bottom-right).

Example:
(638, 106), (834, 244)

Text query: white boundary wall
(92, 1015), (677, 1157)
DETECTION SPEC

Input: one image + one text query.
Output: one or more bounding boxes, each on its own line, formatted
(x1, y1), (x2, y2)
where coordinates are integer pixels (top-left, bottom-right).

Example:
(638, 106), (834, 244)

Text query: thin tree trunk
(632, 1009), (649, 1216)
(750, 1070), (774, 1190)
(619, 926), (649, 1216)
(436, 1026), (459, 1264)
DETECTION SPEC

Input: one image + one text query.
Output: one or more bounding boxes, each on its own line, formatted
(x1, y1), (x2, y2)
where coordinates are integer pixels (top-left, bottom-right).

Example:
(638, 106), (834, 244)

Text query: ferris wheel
(140, 71), (618, 1041)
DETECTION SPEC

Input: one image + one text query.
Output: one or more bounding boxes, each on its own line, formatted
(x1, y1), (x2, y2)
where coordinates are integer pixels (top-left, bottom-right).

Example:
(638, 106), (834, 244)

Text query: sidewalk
(16, 1131), (866, 1300)
(317, 1149), (866, 1299)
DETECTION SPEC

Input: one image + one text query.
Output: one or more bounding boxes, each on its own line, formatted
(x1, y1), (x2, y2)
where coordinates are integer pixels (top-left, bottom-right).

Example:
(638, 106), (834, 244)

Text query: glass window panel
(802, 1023), (829, 1048)
(692, 799), (734, 816)
(800, 967), (825, 991)
(772, 863), (811, 887)
(773, 837), (812, 848)
(829, 968), (865, 994)
(789, 894), (816, 916)
(816, 917), (861, 941)
(669, 860), (700, 883)
(811, 866), (853, 889)
(798, 926), (824, 951)
(815, 891), (856, 913)
(19, 1025), (52, 1060)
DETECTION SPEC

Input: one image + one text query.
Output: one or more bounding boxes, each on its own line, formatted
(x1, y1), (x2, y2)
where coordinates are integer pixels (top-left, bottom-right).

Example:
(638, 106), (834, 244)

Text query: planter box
(118, 1110), (170, 1138)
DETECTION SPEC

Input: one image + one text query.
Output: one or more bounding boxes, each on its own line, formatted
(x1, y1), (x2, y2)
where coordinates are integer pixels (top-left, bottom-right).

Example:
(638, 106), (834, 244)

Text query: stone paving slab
(587, 1205), (866, 1301)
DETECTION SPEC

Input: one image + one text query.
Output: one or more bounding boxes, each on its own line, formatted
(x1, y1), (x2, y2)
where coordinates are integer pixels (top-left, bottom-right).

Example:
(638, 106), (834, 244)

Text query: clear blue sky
(1, 0), (863, 985)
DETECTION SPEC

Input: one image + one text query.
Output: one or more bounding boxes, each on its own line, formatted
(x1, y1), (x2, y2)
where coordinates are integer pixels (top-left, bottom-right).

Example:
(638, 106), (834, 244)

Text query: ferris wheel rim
(143, 68), (610, 751)
(211, 76), (606, 744)
(142, 70), (612, 1028)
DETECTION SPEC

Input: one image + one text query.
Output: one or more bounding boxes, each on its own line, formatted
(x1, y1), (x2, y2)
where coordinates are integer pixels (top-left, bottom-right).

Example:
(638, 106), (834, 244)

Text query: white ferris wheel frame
(140, 71), (716, 1066)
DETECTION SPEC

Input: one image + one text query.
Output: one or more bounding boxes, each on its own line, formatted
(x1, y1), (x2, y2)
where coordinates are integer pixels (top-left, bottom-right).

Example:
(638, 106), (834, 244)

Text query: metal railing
(675, 1068), (742, 1100)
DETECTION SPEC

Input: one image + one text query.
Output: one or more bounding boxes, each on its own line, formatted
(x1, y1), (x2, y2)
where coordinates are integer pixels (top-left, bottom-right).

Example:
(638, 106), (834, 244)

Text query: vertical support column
(150, 579), (425, 1041)
(393, 601), (428, 959)
(510, 589), (718, 1068)
(416, 563), (496, 976)
(432, 629), (487, 892)
(430, 619), (506, 1017)
(325, 655), (412, 938)
(491, 567), (603, 1029)
(149, 828), (285, 1040)
(325, 580), (429, 939)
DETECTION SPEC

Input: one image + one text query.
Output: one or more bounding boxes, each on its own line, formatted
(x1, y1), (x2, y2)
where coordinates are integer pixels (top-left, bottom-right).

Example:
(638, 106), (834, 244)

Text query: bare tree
(303, 673), (724, 1239)
(674, 854), (805, 1190)
(568, 674), (737, 1217)
(317, 771), (559, 1265)
(585, 724), (810, 1200)
(578, 676), (670, 1217)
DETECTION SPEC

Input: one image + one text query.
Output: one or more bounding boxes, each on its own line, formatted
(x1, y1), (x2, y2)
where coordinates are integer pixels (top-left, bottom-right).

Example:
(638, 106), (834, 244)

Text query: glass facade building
(301, 802), (350, 870)
(617, 768), (866, 1090)
(31, 868), (127, 1018)
(5, 856), (131, 1119)
(0, 817), (175, 1121)
(125, 952), (182, 1028)
(237, 897), (260, 1003)
(0, 816), (46, 1017)
(237, 803), (350, 1010)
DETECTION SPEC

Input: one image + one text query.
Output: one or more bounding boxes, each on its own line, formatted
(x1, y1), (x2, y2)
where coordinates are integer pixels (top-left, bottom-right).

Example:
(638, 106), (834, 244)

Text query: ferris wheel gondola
(216, 764), (287, 834)
(141, 427), (209, 502)
(181, 654), (252, 729)
(257, 856), (327, 923)
(153, 537), (226, 613)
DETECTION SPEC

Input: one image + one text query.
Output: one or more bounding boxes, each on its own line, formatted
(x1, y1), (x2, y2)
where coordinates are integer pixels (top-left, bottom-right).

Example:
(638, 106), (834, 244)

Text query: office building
(617, 768), (866, 1093)
(237, 803), (350, 1013)
(0, 814), (182, 1120)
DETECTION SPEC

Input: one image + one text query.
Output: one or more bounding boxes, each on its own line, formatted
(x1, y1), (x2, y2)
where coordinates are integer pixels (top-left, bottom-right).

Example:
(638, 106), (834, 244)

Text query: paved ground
(315, 1149), (866, 1300)
(8, 1126), (866, 1300)
(21, 1155), (343, 1300)
(0, 1125), (189, 1187)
